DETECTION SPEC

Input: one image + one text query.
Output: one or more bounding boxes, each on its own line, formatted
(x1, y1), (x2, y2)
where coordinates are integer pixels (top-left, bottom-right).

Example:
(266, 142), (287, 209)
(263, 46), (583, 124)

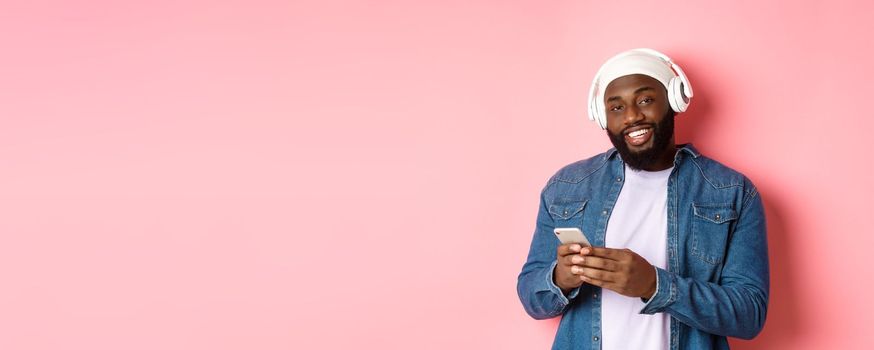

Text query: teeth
(628, 128), (650, 138)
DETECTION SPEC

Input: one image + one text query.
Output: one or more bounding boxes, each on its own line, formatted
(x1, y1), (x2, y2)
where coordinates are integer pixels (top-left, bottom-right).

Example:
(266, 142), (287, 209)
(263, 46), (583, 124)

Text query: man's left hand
(576, 247), (657, 299)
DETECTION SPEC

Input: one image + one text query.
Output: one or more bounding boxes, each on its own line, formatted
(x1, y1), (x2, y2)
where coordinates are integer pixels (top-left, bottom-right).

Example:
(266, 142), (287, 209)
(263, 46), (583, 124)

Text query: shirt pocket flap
(692, 203), (738, 224)
(548, 200), (588, 220)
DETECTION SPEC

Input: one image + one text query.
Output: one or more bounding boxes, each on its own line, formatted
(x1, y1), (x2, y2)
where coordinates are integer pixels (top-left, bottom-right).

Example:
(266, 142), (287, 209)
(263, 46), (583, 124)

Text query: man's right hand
(554, 243), (586, 295)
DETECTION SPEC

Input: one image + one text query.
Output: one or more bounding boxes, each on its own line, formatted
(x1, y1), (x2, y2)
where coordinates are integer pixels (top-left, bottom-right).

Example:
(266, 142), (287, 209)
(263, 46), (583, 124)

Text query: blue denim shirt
(517, 144), (768, 349)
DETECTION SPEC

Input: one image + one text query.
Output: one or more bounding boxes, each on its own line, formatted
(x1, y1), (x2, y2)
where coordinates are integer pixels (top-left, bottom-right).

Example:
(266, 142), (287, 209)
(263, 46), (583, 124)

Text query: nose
(623, 103), (645, 125)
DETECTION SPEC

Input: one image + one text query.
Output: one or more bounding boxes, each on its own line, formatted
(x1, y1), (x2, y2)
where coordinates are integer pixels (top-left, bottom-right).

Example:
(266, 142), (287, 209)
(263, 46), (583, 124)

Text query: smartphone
(554, 227), (592, 247)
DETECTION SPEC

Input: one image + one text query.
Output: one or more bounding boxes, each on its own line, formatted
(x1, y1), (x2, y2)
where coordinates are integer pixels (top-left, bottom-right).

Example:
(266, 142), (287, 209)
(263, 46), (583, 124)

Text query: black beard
(607, 111), (675, 171)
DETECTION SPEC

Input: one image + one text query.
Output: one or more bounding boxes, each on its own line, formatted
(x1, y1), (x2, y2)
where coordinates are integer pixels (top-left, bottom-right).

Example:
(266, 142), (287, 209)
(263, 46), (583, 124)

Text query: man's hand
(553, 243), (587, 295)
(577, 247), (657, 299)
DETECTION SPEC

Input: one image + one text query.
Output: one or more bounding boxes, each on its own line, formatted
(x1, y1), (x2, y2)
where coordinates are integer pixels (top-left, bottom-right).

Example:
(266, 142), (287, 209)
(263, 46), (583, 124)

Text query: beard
(607, 110), (676, 171)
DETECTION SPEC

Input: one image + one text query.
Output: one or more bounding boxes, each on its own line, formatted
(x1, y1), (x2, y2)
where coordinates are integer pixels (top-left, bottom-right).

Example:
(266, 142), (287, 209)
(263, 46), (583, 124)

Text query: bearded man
(517, 49), (769, 350)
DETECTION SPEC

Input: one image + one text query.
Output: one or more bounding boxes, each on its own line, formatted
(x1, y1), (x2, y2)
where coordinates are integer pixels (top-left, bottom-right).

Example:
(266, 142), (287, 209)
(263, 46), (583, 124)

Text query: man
(516, 48), (768, 349)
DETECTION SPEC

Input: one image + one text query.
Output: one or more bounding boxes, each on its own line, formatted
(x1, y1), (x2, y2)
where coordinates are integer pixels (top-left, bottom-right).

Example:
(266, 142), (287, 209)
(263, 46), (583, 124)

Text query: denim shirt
(517, 144), (769, 349)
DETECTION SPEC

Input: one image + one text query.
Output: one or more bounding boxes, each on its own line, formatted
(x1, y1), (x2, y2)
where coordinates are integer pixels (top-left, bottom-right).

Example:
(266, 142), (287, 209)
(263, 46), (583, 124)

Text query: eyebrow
(606, 86), (655, 103)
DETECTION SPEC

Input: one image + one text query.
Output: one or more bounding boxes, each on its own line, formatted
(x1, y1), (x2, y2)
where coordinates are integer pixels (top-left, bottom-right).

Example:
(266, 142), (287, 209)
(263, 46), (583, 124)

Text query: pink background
(1, 1), (872, 349)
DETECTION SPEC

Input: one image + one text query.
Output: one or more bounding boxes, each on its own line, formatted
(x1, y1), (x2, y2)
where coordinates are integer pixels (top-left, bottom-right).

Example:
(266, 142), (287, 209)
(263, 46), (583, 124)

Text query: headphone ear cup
(589, 90), (603, 129)
(667, 78), (680, 112)
(669, 77), (689, 112)
(596, 100), (606, 129)
(675, 80), (689, 112)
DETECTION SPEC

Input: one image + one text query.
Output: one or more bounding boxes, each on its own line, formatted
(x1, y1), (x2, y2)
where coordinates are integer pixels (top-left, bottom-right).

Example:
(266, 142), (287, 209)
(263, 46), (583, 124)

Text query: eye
(639, 97), (654, 104)
(609, 105), (623, 112)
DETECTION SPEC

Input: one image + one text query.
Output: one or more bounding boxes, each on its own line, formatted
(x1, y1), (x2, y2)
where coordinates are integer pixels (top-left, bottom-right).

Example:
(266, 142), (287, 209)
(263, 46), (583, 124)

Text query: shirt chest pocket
(690, 203), (737, 265)
(548, 199), (588, 228)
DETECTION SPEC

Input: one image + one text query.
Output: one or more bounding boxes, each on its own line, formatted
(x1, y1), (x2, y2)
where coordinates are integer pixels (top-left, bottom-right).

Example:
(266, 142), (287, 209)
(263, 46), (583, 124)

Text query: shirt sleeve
(517, 180), (582, 320)
(548, 260), (582, 302)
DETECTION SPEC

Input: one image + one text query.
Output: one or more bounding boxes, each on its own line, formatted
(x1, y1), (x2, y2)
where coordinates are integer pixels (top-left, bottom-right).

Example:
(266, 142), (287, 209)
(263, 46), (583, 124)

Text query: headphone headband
(587, 48), (693, 129)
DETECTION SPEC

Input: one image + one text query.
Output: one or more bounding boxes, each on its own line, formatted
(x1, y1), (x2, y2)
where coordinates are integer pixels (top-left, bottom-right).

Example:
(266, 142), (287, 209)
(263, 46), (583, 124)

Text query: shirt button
(593, 293), (598, 299)
(602, 210), (607, 215)
(563, 209), (569, 215)
(616, 177), (622, 182)
(715, 214), (721, 220)
(593, 336), (599, 341)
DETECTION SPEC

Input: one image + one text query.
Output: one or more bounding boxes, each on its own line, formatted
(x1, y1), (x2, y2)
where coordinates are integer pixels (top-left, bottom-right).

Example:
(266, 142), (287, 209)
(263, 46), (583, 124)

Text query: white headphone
(587, 48), (694, 129)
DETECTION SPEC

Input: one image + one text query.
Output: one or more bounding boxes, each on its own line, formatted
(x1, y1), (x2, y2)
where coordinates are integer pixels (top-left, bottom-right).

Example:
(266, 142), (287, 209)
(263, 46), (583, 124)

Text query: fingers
(580, 246), (626, 261)
(580, 274), (619, 291)
(579, 256), (619, 272)
(578, 266), (616, 282)
(570, 265), (583, 275)
(561, 253), (584, 269)
(579, 246), (613, 258)
(556, 243), (583, 257)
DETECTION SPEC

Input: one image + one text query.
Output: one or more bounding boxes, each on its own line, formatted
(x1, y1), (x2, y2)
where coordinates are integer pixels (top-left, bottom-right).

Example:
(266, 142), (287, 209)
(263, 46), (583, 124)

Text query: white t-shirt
(602, 164), (672, 350)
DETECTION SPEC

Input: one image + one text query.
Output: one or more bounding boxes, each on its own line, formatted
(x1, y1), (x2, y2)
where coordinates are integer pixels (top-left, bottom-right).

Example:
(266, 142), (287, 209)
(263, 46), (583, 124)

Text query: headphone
(587, 48), (694, 129)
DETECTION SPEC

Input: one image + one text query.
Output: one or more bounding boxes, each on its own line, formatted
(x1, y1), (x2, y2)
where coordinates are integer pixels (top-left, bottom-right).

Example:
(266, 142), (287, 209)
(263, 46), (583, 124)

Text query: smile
(624, 127), (653, 146)
(628, 128), (650, 138)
